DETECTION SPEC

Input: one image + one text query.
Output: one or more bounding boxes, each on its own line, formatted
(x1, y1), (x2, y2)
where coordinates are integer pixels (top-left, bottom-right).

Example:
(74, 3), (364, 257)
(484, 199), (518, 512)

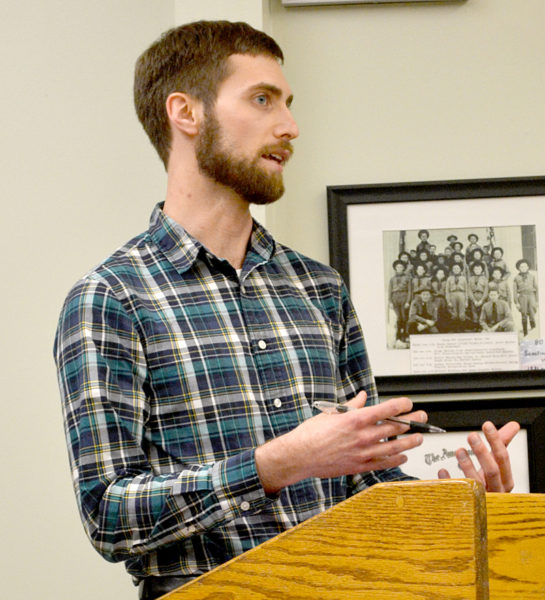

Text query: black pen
(312, 400), (446, 433)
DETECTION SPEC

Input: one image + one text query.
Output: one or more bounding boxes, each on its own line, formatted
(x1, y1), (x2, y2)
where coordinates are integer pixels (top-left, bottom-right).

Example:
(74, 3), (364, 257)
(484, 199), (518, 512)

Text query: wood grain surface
(164, 479), (487, 600)
(487, 492), (545, 599)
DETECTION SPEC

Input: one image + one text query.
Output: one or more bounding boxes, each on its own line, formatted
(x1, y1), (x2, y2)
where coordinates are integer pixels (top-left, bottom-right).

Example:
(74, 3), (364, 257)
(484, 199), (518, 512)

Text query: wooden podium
(163, 480), (545, 600)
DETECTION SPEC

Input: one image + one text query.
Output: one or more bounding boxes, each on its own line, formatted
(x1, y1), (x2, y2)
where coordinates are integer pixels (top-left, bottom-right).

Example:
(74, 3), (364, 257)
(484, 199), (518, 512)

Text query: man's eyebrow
(249, 83), (294, 106)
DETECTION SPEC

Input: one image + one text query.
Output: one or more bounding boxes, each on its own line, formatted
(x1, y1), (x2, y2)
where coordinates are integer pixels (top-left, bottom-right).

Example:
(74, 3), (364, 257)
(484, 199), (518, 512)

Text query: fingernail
(457, 450), (470, 463)
(469, 433), (481, 446)
(483, 422), (495, 434)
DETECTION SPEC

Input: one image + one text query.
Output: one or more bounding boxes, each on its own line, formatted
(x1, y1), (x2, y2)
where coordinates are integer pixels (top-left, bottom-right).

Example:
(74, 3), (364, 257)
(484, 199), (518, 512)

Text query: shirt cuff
(211, 448), (277, 518)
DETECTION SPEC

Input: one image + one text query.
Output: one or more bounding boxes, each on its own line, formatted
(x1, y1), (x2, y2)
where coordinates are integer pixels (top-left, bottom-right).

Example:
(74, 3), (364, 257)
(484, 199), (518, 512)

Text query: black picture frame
(327, 176), (545, 394)
(409, 397), (545, 493)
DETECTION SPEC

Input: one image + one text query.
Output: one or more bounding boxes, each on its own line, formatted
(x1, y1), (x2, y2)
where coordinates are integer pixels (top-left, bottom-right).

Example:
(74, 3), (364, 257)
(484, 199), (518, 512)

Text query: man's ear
(165, 92), (203, 137)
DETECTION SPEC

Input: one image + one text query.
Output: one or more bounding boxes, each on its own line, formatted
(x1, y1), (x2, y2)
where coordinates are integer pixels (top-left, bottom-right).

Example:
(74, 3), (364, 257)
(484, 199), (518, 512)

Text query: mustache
(260, 141), (294, 158)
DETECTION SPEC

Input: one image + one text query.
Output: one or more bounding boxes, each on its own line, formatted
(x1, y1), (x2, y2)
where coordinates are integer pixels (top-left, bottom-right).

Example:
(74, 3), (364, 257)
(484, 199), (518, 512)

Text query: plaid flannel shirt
(54, 204), (409, 582)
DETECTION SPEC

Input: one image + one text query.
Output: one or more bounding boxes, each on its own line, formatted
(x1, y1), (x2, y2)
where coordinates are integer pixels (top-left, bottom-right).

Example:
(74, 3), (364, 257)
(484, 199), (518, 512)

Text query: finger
(360, 453), (409, 473)
(362, 413), (424, 442)
(495, 421), (520, 447)
(481, 422), (515, 492)
(360, 433), (423, 463)
(357, 396), (414, 426)
(343, 390), (368, 410)
(455, 446), (485, 485)
(437, 468), (450, 479)
(335, 433), (422, 476)
(375, 410), (428, 439)
(340, 396), (418, 444)
(403, 410), (428, 424)
(467, 433), (504, 491)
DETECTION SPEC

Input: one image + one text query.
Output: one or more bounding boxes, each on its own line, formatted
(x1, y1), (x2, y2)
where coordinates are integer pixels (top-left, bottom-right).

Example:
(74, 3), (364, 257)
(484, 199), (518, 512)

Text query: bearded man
(54, 21), (519, 599)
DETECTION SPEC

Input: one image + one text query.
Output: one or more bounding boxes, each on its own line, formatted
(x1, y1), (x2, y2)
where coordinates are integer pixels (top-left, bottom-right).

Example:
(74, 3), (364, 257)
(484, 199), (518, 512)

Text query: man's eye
(255, 94), (269, 106)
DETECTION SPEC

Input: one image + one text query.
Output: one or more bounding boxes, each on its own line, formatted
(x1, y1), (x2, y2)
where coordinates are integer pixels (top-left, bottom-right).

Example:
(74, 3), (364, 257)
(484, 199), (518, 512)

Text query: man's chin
(248, 193), (283, 206)
(241, 171), (285, 206)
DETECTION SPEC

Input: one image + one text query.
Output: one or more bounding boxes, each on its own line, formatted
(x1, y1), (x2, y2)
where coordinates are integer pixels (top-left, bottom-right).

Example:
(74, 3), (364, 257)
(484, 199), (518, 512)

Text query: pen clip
(313, 400), (352, 414)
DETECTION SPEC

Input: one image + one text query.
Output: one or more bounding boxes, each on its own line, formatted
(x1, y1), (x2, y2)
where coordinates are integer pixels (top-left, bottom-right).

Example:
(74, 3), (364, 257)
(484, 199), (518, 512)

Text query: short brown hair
(134, 21), (284, 168)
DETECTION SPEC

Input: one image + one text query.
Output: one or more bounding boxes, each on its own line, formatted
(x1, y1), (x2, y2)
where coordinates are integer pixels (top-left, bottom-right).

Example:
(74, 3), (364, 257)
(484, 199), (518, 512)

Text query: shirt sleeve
(335, 281), (416, 490)
(336, 281), (378, 405)
(54, 277), (274, 563)
(350, 465), (418, 494)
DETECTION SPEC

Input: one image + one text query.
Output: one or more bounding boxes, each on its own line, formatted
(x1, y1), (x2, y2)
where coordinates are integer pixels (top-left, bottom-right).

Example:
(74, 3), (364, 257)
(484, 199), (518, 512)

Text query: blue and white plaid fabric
(54, 203), (409, 581)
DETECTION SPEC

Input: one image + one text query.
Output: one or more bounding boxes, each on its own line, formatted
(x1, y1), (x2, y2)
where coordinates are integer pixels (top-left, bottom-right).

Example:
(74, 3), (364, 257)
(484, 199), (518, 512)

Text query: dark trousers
(138, 576), (190, 600)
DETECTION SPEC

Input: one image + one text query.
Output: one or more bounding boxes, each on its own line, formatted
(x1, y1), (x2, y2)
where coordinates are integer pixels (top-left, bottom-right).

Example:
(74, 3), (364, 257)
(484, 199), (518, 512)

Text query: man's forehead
(220, 53), (293, 98)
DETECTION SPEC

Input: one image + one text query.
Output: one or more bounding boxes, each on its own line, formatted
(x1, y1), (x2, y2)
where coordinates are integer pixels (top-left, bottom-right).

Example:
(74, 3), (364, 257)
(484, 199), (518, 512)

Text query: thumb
(343, 390), (367, 410)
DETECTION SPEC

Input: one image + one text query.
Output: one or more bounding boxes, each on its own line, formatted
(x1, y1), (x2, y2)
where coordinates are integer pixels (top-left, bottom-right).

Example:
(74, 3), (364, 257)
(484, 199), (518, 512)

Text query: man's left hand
(438, 420), (520, 492)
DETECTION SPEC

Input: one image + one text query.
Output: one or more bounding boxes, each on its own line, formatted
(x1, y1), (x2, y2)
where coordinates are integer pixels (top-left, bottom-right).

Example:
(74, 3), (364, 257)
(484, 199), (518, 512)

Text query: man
(489, 265), (511, 305)
(513, 258), (538, 336)
(452, 240), (464, 256)
(469, 247), (489, 279)
(450, 249), (468, 277)
(490, 247), (510, 279)
(446, 233), (458, 250)
(388, 259), (412, 343)
(445, 262), (468, 328)
(398, 250), (413, 275)
(411, 261), (431, 296)
(480, 288), (515, 332)
(430, 273), (450, 332)
(407, 288), (439, 334)
(54, 21), (519, 599)
(467, 261), (488, 329)
(465, 233), (482, 263)
(415, 229), (431, 255)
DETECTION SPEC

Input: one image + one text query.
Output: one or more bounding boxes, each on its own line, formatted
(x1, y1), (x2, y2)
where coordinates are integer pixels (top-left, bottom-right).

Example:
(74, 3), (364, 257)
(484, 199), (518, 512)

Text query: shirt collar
(245, 219), (276, 273)
(148, 203), (276, 275)
(148, 203), (201, 274)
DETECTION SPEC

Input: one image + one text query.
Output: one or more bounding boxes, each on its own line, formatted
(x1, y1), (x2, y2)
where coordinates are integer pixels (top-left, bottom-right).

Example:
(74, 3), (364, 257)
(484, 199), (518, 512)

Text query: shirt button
(240, 501), (250, 511)
(273, 398), (282, 408)
(181, 525), (196, 535)
(257, 340), (267, 350)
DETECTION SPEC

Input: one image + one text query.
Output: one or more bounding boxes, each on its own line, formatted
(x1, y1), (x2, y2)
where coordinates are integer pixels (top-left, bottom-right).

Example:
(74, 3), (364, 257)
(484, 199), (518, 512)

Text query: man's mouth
(263, 152), (285, 165)
(261, 145), (293, 167)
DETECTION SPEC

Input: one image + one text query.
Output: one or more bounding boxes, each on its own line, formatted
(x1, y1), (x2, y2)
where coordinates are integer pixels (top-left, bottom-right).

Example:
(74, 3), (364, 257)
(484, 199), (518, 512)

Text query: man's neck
(163, 165), (254, 270)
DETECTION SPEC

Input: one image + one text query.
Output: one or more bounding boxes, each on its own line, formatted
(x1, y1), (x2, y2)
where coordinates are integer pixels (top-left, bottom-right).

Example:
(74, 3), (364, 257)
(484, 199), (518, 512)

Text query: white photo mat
(392, 398), (545, 492)
(401, 428), (530, 493)
(347, 194), (545, 378)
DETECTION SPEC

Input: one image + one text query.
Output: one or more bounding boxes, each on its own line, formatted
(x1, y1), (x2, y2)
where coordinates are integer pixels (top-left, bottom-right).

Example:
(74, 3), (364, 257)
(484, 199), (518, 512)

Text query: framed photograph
(327, 176), (545, 394)
(401, 397), (545, 493)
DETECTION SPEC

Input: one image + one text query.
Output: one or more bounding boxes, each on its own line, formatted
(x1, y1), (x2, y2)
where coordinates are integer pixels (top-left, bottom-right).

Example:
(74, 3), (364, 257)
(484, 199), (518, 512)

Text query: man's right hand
(254, 392), (426, 494)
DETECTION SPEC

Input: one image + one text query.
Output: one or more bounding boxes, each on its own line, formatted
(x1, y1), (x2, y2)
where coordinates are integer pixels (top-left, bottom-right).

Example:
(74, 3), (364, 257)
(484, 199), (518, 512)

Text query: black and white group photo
(383, 225), (539, 349)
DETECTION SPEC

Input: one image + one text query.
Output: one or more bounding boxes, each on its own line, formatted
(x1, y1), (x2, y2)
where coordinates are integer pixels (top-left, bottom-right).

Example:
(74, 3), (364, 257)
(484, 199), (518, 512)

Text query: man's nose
(274, 107), (299, 140)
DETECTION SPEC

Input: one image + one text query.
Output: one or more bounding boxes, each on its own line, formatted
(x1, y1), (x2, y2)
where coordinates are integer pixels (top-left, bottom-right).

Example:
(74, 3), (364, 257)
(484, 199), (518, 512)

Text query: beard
(195, 109), (290, 206)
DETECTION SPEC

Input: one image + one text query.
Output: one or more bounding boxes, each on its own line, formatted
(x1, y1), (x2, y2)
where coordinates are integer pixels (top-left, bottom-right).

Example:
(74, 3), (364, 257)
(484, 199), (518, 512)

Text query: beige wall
(3, 1), (543, 598)
(266, 0), (545, 263)
(2, 2), (172, 599)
